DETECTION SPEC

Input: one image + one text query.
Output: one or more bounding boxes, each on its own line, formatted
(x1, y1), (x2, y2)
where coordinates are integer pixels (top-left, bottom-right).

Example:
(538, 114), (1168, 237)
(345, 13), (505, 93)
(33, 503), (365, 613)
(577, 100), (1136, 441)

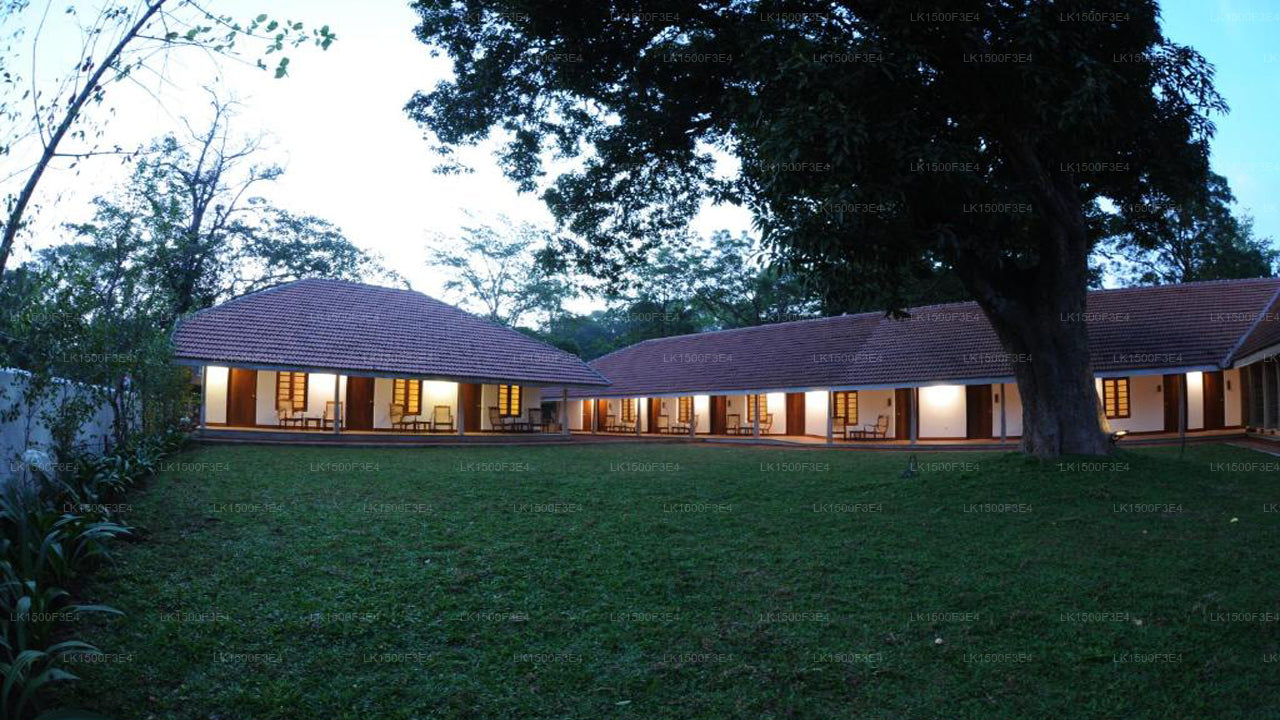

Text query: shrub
(0, 429), (186, 719)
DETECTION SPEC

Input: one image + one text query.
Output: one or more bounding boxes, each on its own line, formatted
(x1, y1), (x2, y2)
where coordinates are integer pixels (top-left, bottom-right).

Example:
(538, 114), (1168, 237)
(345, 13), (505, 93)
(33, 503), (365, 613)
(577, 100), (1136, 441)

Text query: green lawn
(64, 442), (1280, 719)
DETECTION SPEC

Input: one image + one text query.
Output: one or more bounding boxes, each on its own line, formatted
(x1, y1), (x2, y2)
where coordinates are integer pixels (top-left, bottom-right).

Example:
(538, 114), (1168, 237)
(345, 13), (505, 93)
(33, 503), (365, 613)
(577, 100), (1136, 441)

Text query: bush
(0, 429), (187, 719)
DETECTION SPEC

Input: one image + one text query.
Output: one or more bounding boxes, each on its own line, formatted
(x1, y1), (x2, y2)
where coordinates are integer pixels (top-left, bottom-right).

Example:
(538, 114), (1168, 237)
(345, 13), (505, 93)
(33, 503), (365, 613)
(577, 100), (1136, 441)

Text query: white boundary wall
(1, 368), (119, 480)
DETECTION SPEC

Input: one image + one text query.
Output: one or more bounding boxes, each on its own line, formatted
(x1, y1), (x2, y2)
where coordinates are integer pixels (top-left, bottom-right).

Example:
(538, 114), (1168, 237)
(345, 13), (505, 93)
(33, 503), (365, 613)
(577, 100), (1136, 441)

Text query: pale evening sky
(3, 0), (1276, 304)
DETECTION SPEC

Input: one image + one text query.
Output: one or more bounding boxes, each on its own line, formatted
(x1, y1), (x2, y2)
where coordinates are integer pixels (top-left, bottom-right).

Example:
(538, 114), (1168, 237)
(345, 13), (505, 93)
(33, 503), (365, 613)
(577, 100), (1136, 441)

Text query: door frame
(1162, 374), (1181, 433)
(965, 385), (993, 439)
(894, 388), (912, 440)
(710, 396), (728, 435)
(1203, 370), (1225, 430)
(345, 376), (375, 431)
(785, 392), (805, 435)
(226, 368), (258, 427)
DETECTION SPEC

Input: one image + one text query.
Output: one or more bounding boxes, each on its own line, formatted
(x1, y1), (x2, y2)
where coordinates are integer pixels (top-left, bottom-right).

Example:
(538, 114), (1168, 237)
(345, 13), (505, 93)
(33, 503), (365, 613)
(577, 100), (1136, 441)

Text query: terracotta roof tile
(568, 278), (1280, 397)
(172, 279), (610, 387)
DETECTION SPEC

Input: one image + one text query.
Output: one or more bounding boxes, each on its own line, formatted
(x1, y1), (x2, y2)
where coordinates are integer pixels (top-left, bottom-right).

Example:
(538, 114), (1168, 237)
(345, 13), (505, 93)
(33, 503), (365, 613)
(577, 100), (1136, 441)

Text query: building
(173, 279), (609, 436)
(564, 278), (1280, 443)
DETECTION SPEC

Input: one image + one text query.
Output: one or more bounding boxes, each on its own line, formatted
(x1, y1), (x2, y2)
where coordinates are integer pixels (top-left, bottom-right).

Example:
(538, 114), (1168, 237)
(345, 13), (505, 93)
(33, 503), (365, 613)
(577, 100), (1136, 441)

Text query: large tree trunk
(952, 135), (1113, 458)
(976, 278), (1112, 458)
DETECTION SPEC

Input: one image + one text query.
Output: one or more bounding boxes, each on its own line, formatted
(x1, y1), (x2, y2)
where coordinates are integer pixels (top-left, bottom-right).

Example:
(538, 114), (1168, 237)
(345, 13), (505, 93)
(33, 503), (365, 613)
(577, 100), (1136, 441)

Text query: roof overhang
(569, 364), (1227, 399)
(173, 357), (611, 389)
(1230, 342), (1280, 369)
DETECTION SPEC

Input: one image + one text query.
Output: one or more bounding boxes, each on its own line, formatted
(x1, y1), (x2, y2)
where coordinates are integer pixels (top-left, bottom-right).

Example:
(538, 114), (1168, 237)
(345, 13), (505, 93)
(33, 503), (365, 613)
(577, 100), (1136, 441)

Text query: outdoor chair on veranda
(431, 405), (455, 432)
(850, 415), (890, 440)
(724, 413), (744, 435)
(390, 403), (423, 432)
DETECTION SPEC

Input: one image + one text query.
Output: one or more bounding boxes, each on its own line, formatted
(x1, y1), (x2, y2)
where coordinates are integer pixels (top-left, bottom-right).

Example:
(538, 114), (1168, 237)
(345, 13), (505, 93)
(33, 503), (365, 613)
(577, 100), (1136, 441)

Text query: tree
(427, 216), (575, 328)
(68, 98), (390, 321)
(692, 230), (820, 327)
(0, 0), (337, 276)
(1096, 172), (1277, 285)
(406, 1), (1226, 457)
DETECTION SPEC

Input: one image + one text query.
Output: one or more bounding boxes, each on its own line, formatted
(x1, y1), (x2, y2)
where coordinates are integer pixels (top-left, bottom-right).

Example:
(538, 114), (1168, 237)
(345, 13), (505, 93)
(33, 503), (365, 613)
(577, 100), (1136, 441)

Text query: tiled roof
(172, 279), (610, 387)
(569, 277), (1280, 397)
(1233, 288), (1280, 360)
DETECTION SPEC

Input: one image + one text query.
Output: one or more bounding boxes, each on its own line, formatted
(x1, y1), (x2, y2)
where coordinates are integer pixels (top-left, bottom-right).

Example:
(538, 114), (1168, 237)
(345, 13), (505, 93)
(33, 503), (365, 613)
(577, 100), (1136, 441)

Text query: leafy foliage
(1, 429), (187, 719)
(1096, 172), (1277, 285)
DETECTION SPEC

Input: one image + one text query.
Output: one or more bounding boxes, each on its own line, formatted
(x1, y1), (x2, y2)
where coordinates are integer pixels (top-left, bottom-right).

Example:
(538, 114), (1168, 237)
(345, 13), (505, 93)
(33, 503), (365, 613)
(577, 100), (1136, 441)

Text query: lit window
(275, 372), (308, 411)
(393, 379), (422, 415)
(1102, 378), (1130, 419)
(833, 391), (858, 423)
(747, 394), (768, 422)
(621, 398), (636, 422)
(678, 397), (693, 423)
(498, 384), (522, 416)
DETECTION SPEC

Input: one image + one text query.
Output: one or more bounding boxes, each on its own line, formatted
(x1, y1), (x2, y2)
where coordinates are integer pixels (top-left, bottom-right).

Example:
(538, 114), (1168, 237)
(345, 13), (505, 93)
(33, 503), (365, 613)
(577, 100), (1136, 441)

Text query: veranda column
(561, 388), (570, 436)
(826, 390), (834, 445)
(635, 398), (641, 436)
(1259, 361), (1269, 427)
(333, 373), (341, 435)
(1272, 358), (1280, 429)
(198, 365), (208, 429)
(910, 387), (918, 446)
(457, 384), (466, 437)
(999, 383), (1007, 443)
(1179, 373), (1188, 442)
(591, 399), (598, 434)
(752, 395), (761, 438)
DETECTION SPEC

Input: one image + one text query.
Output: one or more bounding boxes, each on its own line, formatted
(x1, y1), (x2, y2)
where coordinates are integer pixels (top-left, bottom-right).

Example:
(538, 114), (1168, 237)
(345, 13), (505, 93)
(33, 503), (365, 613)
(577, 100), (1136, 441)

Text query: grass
(63, 441), (1280, 719)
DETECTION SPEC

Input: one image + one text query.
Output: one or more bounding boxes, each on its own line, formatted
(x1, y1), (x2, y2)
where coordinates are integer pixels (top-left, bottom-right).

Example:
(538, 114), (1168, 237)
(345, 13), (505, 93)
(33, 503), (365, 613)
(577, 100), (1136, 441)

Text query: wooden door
(710, 396), (728, 435)
(1203, 370), (1225, 430)
(965, 385), (993, 439)
(596, 399), (609, 429)
(459, 383), (482, 432)
(1162, 374), (1181, 432)
(226, 368), (258, 427)
(894, 388), (912, 440)
(647, 398), (662, 433)
(345, 377), (375, 430)
(582, 400), (593, 431)
(785, 393), (805, 435)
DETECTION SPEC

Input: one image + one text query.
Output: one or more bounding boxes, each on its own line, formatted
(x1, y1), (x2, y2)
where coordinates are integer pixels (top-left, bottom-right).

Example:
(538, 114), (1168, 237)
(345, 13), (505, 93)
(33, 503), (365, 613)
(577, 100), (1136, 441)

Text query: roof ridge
(1222, 284), (1280, 366)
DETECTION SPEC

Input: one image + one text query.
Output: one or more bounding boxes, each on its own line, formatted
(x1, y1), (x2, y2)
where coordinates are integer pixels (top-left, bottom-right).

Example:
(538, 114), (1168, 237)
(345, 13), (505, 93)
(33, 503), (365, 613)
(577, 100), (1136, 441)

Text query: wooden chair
(526, 407), (545, 433)
(759, 413), (774, 434)
(851, 415), (890, 440)
(725, 413), (743, 435)
(277, 406), (304, 428)
(833, 415), (848, 440)
(488, 406), (505, 432)
(322, 401), (341, 430)
(390, 403), (420, 432)
(604, 413), (620, 432)
(431, 405), (455, 432)
(670, 415), (690, 435)
(655, 414), (671, 433)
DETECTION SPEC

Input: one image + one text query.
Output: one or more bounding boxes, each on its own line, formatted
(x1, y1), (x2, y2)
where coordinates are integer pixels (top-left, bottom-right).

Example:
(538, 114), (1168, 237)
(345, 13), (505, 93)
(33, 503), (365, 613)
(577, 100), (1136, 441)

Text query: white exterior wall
(1225, 368), (1242, 426)
(995, 383), (1023, 438)
(1, 368), (121, 478)
(918, 385), (966, 438)
(568, 400), (584, 430)
(723, 393), (785, 434)
(205, 366), (228, 424)
(1186, 371), (1204, 430)
(857, 389), (895, 436)
(694, 395), (710, 433)
(804, 390), (828, 436)
(1094, 375), (1164, 433)
(255, 371), (276, 424)
(480, 384), (541, 430)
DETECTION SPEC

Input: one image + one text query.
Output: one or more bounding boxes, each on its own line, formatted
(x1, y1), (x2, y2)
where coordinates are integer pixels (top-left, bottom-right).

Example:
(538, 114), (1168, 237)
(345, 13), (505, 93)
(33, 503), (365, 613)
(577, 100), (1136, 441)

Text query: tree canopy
(407, 0), (1227, 457)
